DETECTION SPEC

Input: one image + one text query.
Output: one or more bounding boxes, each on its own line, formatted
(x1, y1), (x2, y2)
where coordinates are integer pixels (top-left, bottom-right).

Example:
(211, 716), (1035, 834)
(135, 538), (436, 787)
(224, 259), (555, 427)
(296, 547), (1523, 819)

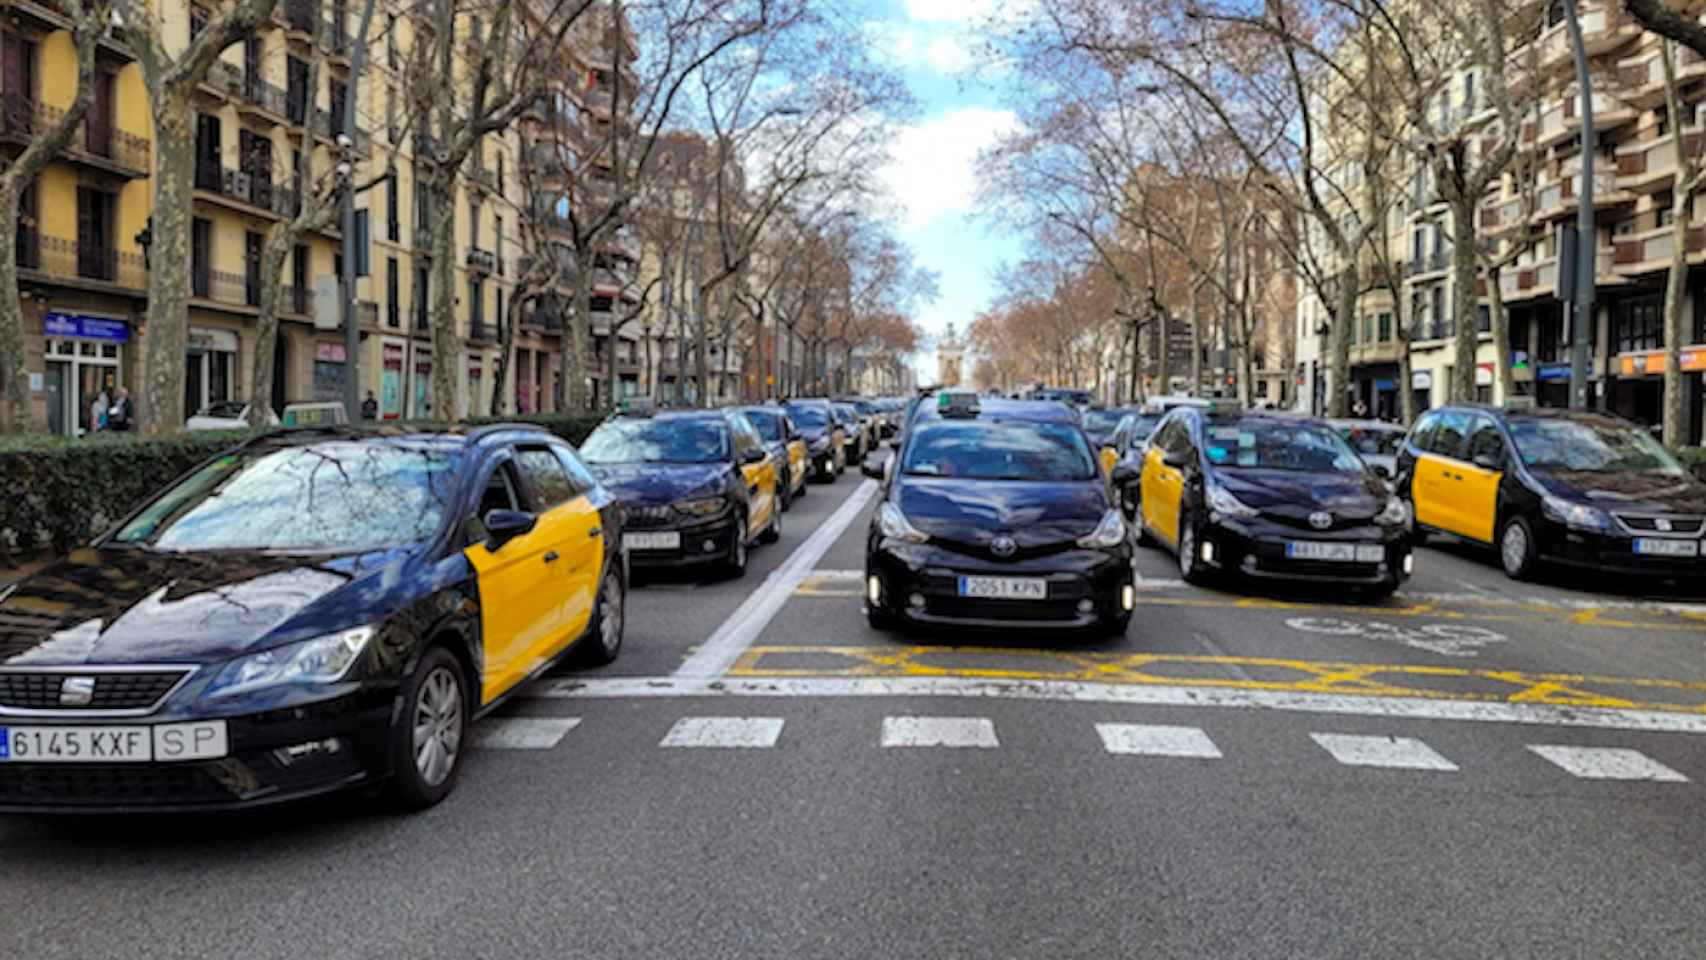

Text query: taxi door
(735, 422), (776, 537)
(1451, 416), (1507, 543)
(788, 438), (808, 491)
(1141, 421), (1187, 546)
(1410, 410), (1469, 536)
(462, 456), (570, 704)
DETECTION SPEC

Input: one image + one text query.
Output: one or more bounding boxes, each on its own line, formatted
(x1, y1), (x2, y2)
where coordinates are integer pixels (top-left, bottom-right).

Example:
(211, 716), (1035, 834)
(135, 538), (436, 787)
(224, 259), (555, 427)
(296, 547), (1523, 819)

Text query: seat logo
(1309, 512), (1334, 530)
(59, 676), (95, 707)
(990, 536), (1017, 557)
(1655, 518), (1673, 532)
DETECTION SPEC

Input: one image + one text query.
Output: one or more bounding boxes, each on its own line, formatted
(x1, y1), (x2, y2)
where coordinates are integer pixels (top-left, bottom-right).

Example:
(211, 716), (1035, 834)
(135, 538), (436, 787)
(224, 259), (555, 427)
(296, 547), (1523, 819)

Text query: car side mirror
(1371, 464), (1393, 480)
(483, 509), (537, 551)
(741, 447), (768, 465)
(1110, 463), (1138, 485)
(1471, 451), (1502, 471)
(862, 452), (889, 479)
(1162, 449), (1190, 470)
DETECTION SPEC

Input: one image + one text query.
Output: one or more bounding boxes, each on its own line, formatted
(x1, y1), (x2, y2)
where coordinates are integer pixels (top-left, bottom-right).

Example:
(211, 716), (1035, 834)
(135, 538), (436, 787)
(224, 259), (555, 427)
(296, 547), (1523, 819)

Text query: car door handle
(543, 550), (560, 563)
(588, 527), (601, 539)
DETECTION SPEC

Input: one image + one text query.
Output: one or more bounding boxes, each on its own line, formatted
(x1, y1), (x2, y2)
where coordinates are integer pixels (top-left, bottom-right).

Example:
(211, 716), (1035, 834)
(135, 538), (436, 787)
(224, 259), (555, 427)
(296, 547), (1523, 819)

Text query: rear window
(786, 403), (828, 428)
(743, 411), (782, 443)
(902, 420), (1096, 481)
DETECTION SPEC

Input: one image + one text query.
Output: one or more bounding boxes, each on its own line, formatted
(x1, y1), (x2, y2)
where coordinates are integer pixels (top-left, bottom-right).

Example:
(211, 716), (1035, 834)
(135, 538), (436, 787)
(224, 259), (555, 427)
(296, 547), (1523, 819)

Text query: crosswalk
(472, 714), (1696, 784)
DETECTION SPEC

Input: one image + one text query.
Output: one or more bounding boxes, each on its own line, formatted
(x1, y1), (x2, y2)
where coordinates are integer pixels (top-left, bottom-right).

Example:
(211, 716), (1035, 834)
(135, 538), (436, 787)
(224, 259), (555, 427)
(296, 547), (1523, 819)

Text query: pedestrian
(106, 387), (134, 432)
(90, 387), (109, 433)
(361, 390), (379, 421)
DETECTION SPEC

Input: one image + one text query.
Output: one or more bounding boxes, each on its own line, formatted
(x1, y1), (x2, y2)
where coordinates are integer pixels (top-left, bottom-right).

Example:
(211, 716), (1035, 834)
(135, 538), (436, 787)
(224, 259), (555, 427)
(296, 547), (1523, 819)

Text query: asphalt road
(5, 461), (1706, 959)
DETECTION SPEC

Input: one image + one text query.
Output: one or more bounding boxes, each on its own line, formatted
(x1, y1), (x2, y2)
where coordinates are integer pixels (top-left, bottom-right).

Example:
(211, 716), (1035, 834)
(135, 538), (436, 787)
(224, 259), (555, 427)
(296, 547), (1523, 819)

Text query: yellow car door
(1141, 444), (1185, 546)
(462, 459), (566, 705)
(1453, 417), (1508, 544)
(740, 455), (774, 536)
(1415, 410), (1472, 538)
(788, 439), (808, 492)
(1100, 445), (1119, 476)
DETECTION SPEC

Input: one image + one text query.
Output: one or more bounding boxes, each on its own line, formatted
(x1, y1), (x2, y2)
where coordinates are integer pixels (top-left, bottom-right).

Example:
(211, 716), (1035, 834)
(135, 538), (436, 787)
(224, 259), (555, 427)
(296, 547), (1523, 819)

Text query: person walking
(106, 387), (134, 432)
(90, 387), (109, 433)
(361, 391), (379, 421)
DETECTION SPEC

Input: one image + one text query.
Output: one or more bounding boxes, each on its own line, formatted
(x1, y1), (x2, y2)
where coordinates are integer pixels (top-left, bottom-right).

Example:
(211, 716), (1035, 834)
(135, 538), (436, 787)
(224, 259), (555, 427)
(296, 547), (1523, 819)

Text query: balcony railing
(0, 94), (149, 174)
(194, 162), (285, 214)
(239, 74), (290, 119)
(18, 231), (145, 289)
(466, 247), (496, 273)
(468, 320), (494, 342)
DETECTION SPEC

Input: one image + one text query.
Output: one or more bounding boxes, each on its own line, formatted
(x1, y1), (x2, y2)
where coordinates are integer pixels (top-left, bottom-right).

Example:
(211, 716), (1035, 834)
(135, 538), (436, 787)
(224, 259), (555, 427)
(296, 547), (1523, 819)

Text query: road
(5, 468), (1706, 959)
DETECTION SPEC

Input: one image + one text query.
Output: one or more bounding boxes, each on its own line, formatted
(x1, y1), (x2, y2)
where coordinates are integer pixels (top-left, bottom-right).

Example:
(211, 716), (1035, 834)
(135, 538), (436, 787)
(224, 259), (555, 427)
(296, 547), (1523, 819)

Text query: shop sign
(44, 312), (129, 342)
(1536, 363), (1572, 382)
(1475, 363), (1494, 386)
(1618, 349), (1706, 376)
(315, 342), (347, 363)
(1411, 370), (1433, 390)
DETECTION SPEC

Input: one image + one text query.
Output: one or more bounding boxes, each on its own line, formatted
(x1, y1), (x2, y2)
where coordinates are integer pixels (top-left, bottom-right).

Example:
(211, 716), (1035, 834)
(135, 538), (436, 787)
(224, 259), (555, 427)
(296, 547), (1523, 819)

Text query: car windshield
(1204, 419), (1365, 473)
(580, 419), (728, 464)
(1340, 426), (1406, 457)
(787, 404), (828, 428)
(903, 419), (1095, 481)
(112, 442), (461, 552)
(1508, 418), (1685, 476)
(743, 412), (783, 443)
(1082, 410), (1124, 433)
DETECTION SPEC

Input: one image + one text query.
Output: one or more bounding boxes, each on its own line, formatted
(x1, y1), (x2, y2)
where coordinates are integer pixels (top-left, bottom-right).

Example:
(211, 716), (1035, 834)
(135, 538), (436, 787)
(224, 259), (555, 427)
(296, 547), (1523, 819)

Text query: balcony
(194, 163), (287, 219)
(466, 247), (496, 274)
(468, 320), (496, 343)
(1612, 224), (1706, 273)
(0, 95), (149, 178)
(1520, 5), (1638, 72)
(598, 227), (640, 261)
(1616, 130), (1703, 193)
(522, 308), (565, 332)
(1562, 88), (1636, 134)
(16, 231), (146, 294)
(190, 269), (262, 310)
(235, 74), (291, 124)
(10, 0), (133, 59)
(1406, 249), (1450, 279)
(1535, 166), (1629, 221)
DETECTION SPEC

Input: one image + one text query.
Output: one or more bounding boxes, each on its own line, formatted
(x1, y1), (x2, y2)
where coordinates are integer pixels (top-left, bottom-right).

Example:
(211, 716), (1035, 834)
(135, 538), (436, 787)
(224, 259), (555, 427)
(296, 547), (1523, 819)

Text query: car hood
(1215, 468), (1387, 522)
(0, 546), (409, 666)
(1529, 470), (1706, 514)
(589, 462), (731, 504)
(798, 426), (831, 444)
(895, 478), (1108, 547)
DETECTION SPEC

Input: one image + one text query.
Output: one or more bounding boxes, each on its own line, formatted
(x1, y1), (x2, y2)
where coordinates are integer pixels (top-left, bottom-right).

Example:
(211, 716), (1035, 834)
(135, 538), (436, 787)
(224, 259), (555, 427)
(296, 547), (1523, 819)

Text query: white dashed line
(659, 716), (785, 749)
(1528, 745), (1689, 782)
(1096, 723), (1222, 759)
(472, 717), (582, 750)
(1311, 733), (1459, 771)
(880, 716), (999, 749)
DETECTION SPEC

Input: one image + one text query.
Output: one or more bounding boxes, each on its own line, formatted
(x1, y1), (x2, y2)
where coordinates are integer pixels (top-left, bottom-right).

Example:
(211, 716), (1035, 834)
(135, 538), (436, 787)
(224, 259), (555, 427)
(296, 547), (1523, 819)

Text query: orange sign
(1619, 349), (1706, 376)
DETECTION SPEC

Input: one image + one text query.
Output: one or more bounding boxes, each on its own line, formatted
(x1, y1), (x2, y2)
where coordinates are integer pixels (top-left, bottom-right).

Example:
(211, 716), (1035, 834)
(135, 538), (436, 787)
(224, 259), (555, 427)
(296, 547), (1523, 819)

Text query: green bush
(1678, 446), (1706, 480)
(0, 413), (611, 564)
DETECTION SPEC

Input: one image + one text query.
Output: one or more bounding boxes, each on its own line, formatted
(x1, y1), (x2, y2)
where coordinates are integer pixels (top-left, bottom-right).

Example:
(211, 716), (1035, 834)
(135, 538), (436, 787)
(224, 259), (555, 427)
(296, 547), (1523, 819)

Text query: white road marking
(1096, 723), (1222, 759)
(880, 716), (999, 749)
(659, 716), (785, 749)
(1284, 617), (1507, 658)
(1311, 733), (1459, 771)
(1450, 577), (1494, 595)
(532, 675), (1706, 736)
(808, 569), (866, 582)
(471, 717), (581, 750)
(1528, 745), (1689, 782)
(674, 479), (879, 678)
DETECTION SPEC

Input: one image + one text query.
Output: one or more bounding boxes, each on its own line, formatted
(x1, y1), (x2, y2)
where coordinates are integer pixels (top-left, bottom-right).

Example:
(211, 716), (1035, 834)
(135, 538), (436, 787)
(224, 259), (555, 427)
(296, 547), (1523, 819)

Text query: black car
(1081, 406), (1138, 452)
(1397, 404), (1706, 581)
(1137, 408), (1412, 597)
(0, 425), (626, 813)
(580, 407), (782, 577)
(832, 402), (869, 466)
(861, 393), (1137, 635)
(785, 398), (847, 481)
(736, 405), (809, 510)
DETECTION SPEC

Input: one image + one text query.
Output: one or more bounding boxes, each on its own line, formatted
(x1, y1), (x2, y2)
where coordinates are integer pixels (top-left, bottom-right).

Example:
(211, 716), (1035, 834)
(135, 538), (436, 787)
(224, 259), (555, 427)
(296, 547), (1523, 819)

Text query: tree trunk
(1450, 200), (1480, 403)
(1486, 263), (1517, 404)
(139, 95), (197, 435)
(1328, 264), (1357, 418)
(1188, 281), (1202, 395)
(493, 284), (527, 416)
(1396, 293), (1417, 422)
(246, 240), (292, 426)
(429, 179), (458, 421)
(563, 259), (592, 411)
(0, 178), (37, 431)
(1663, 187), (1690, 446)
(1155, 297), (1169, 396)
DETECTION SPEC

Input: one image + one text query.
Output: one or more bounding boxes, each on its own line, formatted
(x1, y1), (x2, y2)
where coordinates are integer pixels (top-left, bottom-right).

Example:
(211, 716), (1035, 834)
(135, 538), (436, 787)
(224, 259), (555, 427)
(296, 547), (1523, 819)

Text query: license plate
(957, 576), (1047, 599)
(624, 532), (680, 551)
(1634, 538), (1701, 558)
(1285, 541), (1385, 563)
(0, 721), (228, 764)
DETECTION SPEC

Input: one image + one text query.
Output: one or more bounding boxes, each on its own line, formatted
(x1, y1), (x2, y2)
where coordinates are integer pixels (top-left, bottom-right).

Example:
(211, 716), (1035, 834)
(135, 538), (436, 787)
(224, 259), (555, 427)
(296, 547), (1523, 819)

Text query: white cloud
(924, 35), (973, 74)
(903, 0), (995, 24)
(879, 107), (1021, 228)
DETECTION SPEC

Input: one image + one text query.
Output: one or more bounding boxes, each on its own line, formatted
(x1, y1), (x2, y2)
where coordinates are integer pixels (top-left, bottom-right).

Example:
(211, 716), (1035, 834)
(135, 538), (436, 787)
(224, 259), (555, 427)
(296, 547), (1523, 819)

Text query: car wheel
(1404, 498), (1429, 546)
(1100, 613), (1132, 638)
(1499, 515), (1539, 581)
(760, 503), (782, 544)
(575, 567), (625, 666)
(866, 605), (897, 631)
(724, 517), (749, 578)
(1177, 517), (1209, 585)
(387, 646), (468, 810)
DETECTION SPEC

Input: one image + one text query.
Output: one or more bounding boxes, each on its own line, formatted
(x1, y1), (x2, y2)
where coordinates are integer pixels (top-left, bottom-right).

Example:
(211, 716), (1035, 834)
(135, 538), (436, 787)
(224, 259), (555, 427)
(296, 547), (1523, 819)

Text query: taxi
(0, 425), (624, 813)
(1108, 411), (1164, 519)
(737, 404), (809, 509)
(1396, 404), (1706, 581)
(1083, 407), (1139, 473)
(861, 393), (1137, 636)
(785, 398), (847, 481)
(579, 401), (780, 577)
(1137, 404), (1412, 597)
(832, 402), (870, 466)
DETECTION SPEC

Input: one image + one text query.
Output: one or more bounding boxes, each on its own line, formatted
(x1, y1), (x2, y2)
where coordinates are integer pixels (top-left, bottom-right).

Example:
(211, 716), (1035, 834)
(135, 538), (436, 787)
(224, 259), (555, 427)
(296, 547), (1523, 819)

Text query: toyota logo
(59, 676), (95, 707)
(1308, 511), (1334, 530)
(990, 536), (1018, 557)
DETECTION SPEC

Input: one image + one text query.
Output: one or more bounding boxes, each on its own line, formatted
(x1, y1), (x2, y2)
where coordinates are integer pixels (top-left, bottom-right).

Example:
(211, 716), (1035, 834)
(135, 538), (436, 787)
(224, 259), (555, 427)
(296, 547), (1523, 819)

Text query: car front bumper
(867, 539), (1134, 629)
(0, 689), (394, 813)
(1539, 524), (1706, 578)
(624, 515), (742, 568)
(1199, 517), (1411, 586)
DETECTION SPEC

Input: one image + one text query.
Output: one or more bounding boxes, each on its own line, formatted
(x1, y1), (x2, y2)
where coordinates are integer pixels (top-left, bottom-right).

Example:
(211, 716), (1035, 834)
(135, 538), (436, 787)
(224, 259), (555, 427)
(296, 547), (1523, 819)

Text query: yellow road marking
(729, 645), (1706, 714)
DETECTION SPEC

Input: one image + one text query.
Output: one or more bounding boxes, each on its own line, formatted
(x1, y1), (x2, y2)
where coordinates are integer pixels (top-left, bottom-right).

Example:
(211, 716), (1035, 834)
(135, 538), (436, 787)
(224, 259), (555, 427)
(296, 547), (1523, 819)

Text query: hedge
(0, 413), (608, 564)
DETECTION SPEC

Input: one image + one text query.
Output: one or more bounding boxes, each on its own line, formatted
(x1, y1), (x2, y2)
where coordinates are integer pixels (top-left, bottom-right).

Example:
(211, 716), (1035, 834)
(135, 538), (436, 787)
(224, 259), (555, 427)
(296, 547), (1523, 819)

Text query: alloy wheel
(412, 666), (463, 788)
(597, 571), (624, 657)
(1501, 521), (1529, 576)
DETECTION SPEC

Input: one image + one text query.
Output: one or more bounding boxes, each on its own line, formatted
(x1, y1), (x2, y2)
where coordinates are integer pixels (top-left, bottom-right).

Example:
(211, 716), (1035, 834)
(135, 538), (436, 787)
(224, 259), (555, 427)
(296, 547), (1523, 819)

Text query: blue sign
(1536, 363), (1571, 383)
(44, 312), (129, 343)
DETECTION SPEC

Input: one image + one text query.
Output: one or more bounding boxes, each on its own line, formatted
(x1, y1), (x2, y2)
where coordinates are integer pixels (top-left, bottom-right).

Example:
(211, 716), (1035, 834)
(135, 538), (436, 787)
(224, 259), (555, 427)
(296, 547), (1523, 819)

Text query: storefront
(41, 312), (127, 437)
(1614, 347), (1705, 444)
(184, 327), (238, 420)
(381, 341), (405, 419)
(312, 342), (348, 403)
(1350, 363), (1400, 420)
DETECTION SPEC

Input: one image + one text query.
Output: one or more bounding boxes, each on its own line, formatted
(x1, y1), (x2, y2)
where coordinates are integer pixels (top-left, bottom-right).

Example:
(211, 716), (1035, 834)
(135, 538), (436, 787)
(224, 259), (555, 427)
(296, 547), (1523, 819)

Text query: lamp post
(340, 0), (380, 422)
(1563, 0), (1596, 410)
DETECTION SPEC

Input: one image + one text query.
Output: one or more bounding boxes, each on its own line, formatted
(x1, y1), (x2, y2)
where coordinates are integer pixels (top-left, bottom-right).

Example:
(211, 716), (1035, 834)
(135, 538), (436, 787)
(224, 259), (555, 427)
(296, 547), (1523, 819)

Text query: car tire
(1404, 498), (1429, 546)
(574, 566), (625, 666)
(1363, 578), (1400, 602)
(724, 516), (749, 578)
(386, 646), (469, 811)
(760, 504), (782, 544)
(866, 605), (897, 631)
(1499, 515), (1539, 581)
(1177, 516), (1210, 585)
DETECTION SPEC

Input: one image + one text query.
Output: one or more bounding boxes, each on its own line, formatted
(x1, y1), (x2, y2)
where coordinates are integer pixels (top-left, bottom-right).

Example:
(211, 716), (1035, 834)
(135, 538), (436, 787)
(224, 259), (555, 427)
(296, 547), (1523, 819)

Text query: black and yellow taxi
(579, 402), (780, 577)
(1396, 404), (1706, 581)
(1109, 411), (1164, 519)
(832, 402), (870, 466)
(785, 398), (847, 481)
(1137, 405), (1412, 597)
(861, 393), (1138, 636)
(1083, 407), (1138, 474)
(0, 425), (624, 813)
(737, 404), (809, 509)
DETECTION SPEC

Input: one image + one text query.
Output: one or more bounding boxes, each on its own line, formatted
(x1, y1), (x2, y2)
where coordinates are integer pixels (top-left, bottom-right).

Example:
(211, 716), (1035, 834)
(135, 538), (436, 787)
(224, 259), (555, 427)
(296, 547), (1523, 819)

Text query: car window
(1203, 418), (1364, 473)
(1408, 413), (1438, 453)
(1429, 411), (1471, 458)
(468, 461), (522, 544)
(1341, 427), (1405, 456)
(744, 411), (783, 443)
(551, 443), (599, 494)
(1464, 418), (1506, 467)
(786, 403), (829, 428)
(514, 446), (577, 509)
(580, 419), (729, 463)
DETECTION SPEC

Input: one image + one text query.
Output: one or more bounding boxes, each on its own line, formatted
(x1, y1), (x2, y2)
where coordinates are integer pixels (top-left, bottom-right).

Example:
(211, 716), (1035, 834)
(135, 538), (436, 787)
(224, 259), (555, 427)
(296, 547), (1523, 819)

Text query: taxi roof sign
(938, 390), (981, 418)
(618, 396), (655, 417)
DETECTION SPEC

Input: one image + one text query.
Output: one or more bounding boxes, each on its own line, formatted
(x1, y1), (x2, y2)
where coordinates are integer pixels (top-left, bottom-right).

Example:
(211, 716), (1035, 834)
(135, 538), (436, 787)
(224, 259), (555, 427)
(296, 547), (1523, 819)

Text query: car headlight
(1543, 495), (1609, 532)
(1375, 497), (1409, 527)
(1076, 509), (1128, 548)
(1206, 484), (1260, 520)
(205, 626), (375, 699)
(675, 496), (729, 517)
(877, 502), (930, 544)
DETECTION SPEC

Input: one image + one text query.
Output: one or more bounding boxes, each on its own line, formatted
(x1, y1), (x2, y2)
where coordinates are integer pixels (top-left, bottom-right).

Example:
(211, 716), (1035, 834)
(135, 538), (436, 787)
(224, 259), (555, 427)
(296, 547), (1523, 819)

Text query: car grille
(0, 670), (189, 712)
(1613, 514), (1705, 536)
(0, 763), (236, 806)
(624, 504), (677, 527)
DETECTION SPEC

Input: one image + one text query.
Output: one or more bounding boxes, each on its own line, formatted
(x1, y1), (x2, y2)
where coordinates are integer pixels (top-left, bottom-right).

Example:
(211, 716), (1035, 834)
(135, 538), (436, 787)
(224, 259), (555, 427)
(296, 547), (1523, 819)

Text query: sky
(860, 0), (1024, 385)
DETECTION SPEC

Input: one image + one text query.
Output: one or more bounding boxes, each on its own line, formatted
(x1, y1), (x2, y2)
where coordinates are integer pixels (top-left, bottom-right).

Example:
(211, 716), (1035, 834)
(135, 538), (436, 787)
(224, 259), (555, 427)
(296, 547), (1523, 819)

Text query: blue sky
(860, 0), (1024, 381)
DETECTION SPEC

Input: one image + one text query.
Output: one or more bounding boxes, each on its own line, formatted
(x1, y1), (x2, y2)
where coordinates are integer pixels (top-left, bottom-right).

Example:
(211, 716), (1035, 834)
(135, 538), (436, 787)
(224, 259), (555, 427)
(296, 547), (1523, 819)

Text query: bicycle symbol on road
(1283, 617), (1508, 658)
